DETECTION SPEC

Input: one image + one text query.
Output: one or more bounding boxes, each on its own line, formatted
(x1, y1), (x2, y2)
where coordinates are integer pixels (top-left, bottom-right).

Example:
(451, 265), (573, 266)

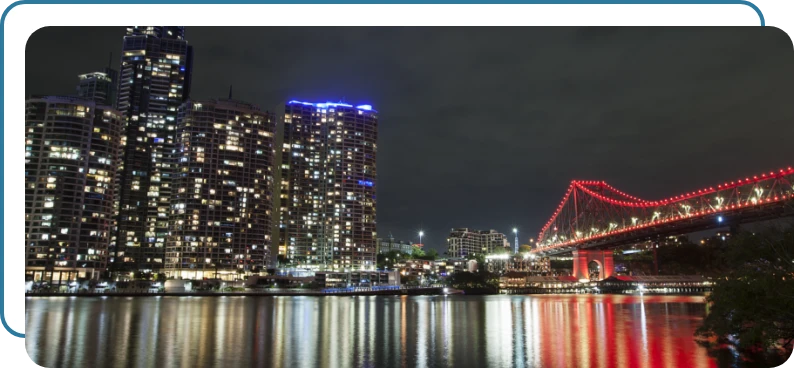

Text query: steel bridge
(533, 166), (794, 257)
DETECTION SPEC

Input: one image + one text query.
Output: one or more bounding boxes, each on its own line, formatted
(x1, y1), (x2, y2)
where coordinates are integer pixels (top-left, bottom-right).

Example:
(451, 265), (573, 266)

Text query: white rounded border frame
(2, 1), (792, 367)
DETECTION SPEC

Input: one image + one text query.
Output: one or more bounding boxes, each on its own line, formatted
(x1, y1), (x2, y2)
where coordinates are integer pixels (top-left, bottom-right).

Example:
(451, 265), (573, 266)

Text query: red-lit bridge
(531, 167), (794, 278)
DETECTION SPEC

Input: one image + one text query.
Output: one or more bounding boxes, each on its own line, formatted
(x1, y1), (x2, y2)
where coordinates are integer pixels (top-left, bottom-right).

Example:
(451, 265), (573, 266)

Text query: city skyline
(25, 26), (794, 252)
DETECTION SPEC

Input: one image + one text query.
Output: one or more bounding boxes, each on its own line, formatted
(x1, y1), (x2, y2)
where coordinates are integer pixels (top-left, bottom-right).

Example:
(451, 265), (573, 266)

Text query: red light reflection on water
(522, 294), (714, 368)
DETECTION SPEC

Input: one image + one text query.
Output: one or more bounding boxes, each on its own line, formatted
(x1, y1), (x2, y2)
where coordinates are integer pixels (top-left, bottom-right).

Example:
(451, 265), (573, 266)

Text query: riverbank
(25, 286), (454, 297)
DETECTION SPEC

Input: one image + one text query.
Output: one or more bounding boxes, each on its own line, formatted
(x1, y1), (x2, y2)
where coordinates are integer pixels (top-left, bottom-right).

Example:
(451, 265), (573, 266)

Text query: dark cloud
(26, 27), (794, 251)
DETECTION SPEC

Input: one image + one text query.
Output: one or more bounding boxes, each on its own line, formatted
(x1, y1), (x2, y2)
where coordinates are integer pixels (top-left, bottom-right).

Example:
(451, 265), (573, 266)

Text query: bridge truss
(534, 167), (794, 256)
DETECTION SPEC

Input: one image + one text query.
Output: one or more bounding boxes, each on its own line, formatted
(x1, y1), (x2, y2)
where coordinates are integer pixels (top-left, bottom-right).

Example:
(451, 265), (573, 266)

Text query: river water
(24, 294), (767, 367)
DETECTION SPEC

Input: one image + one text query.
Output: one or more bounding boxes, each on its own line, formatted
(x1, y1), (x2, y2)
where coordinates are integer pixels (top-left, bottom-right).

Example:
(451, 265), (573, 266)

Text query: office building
(447, 228), (510, 258)
(278, 101), (378, 271)
(113, 26), (194, 273)
(76, 66), (118, 107)
(25, 96), (123, 282)
(165, 99), (276, 279)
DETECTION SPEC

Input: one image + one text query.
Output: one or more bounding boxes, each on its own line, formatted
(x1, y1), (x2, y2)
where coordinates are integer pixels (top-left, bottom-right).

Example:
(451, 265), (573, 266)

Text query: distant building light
(717, 216), (723, 223)
(356, 105), (372, 111)
(358, 180), (374, 187)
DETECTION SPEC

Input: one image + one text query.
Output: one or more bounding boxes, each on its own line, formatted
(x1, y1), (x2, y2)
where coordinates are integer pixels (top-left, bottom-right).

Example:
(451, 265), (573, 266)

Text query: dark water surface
(25, 294), (766, 367)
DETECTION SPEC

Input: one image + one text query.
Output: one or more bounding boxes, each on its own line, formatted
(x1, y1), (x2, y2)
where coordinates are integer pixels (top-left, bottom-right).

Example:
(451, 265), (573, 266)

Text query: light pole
(513, 228), (518, 254)
(418, 230), (424, 246)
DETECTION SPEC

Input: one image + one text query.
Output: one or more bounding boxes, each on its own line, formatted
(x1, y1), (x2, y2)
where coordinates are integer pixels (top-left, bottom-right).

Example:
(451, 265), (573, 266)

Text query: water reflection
(27, 294), (733, 367)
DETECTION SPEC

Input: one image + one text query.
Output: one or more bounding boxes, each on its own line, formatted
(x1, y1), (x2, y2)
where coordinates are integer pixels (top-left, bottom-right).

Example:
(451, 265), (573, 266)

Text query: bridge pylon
(572, 249), (614, 281)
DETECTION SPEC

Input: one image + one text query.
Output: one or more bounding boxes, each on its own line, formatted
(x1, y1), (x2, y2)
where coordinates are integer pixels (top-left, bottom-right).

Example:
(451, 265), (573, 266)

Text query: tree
(519, 245), (532, 254)
(445, 271), (498, 292)
(411, 246), (426, 259)
(277, 255), (289, 267)
(696, 225), (794, 355)
(492, 246), (509, 255)
(416, 249), (438, 261)
(377, 250), (405, 269)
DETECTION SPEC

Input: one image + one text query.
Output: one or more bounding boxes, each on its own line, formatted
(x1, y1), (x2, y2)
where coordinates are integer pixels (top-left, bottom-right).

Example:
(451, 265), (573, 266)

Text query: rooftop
(287, 100), (376, 112)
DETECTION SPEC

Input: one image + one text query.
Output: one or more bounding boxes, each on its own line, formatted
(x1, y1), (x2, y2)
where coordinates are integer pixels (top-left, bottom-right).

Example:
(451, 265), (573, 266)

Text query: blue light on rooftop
(317, 102), (353, 108)
(288, 100), (375, 111)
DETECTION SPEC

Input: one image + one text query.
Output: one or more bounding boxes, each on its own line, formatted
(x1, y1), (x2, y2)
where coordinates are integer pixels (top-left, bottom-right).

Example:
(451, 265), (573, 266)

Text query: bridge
(532, 167), (794, 280)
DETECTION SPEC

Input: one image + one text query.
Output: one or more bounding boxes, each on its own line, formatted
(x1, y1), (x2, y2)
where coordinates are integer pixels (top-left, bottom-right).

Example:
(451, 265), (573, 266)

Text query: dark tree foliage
(696, 225), (794, 355)
(445, 271), (498, 292)
(376, 250), (408, 270)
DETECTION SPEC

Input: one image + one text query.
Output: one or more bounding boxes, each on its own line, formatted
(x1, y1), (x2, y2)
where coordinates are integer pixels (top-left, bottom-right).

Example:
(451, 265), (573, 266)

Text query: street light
(418, 231), (424, 246)
(512, 228), (518, 254)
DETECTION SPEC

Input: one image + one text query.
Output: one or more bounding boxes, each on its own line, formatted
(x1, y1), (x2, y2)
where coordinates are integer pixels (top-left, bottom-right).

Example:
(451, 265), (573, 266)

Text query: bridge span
(531, 167), (794, 280)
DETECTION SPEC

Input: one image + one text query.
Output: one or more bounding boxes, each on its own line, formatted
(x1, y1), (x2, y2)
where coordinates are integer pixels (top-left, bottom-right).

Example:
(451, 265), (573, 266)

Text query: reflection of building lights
(485, 254), (510, 260)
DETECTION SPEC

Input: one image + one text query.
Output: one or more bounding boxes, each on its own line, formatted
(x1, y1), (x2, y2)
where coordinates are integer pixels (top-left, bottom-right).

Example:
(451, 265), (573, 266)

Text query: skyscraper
(25, 96), (124, 283)
(165, 99), (276, 279)
(76, 66), (118, 108)
(113, 26), (194, 274)
(278, 101), (378, 271)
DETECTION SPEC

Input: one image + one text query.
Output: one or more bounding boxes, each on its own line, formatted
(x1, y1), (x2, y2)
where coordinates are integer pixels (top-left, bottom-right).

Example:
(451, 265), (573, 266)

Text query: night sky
(26, 27), (794, 252)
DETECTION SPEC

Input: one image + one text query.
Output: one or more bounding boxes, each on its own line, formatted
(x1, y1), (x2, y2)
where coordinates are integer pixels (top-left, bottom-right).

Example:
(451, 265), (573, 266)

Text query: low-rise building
(377, 236), (414, 254)
(315, 270), (399, 288)
(395, 259), (436, 277)
(447, 228), (510, 258)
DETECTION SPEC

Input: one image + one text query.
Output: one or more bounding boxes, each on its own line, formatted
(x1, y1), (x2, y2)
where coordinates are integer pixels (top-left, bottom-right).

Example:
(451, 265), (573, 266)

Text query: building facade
(113, 26), (194, 273)
(25, 96), (124, 282)
(377, 236), (413, 254)
(315, 270), (398, 288)
(76, 67), (118, 107)
(447, 228), (510, 258)
(165, 99), (276, 279)
(278, 101), (378, 271)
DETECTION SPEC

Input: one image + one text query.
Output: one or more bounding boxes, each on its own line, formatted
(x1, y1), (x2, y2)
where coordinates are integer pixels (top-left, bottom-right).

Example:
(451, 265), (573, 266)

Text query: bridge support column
(572, 250), (614, 281)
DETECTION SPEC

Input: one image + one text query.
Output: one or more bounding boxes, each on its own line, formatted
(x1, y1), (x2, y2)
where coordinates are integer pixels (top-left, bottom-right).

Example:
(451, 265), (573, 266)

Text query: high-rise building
(447, 228), (510, 258)
(76, 67), (118, 108)
(25, 96), (124, 283)
(278, 101), (378, 271)
(112, 26), (194, 273)
(165, 99), (276, 280)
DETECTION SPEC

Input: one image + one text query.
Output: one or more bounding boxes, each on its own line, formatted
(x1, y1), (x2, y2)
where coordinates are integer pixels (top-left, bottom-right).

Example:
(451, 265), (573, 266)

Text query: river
(24, 294), (767, 367)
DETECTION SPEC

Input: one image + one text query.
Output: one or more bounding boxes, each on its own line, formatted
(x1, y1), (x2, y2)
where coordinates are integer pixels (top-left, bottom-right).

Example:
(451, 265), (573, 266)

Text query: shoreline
(25, 290), (709, 298)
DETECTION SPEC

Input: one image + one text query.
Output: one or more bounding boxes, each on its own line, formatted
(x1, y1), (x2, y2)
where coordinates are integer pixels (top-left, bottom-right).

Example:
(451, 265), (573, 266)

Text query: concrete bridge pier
(572, 250), (614, 281)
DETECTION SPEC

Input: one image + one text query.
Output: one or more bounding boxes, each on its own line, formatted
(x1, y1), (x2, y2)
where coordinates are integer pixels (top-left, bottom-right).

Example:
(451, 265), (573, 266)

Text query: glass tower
(166, 99), (276, 279)
(112, 26), (194, 274)
(279, 101), (378, 271)
(25, 96), (124, 283)
(76, 67), (118, 108)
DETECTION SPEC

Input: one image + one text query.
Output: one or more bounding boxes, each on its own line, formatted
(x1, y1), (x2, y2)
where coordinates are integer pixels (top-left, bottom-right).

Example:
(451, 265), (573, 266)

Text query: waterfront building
(278, 101), (378, 271)
(446, 228), (510, 258)
(113, 26), (194, 273)
(76, 66), (118, 107)
(395, 259), (436, 277)
(315, 270), (398, 288)
(377, 235), (413, 254)
(25, 96), (124, 283)
(165, 99), (276, 280)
